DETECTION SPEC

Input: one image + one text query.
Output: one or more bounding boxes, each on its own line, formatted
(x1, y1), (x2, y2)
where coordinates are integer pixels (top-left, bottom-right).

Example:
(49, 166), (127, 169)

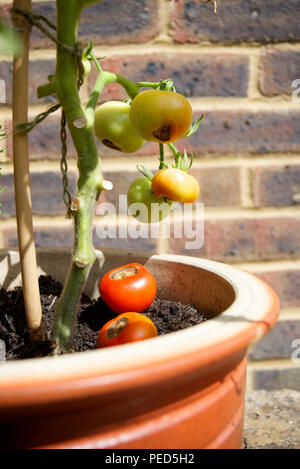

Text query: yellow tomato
(129, 90), (193, 143)
(151, 168), (200, 203)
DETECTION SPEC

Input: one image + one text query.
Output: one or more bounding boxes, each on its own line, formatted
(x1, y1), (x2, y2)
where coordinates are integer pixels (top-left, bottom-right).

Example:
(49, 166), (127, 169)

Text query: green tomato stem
(88, 52), (160, 102)
(52, 0), (103, 353)
(168, 142), (182, 169)
(159, 143), (166, 170)
(89, 51), (140, 100)
(136, 81), (159, 89)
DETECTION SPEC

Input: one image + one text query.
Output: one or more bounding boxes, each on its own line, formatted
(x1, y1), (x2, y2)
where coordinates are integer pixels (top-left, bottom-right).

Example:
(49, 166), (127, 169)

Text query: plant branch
(37, 81), (55, 99)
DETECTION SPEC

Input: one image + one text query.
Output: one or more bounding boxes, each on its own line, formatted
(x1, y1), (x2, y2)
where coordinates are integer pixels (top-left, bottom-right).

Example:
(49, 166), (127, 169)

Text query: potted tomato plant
(0, 0), (279, 449)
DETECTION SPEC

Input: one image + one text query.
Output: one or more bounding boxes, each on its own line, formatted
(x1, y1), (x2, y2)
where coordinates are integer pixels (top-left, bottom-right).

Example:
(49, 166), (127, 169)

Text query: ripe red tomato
(99, 263), (157, 314)
(129, 90), (193, 143)
(97, 312), (158, 348)
(151, 168), (200, 203)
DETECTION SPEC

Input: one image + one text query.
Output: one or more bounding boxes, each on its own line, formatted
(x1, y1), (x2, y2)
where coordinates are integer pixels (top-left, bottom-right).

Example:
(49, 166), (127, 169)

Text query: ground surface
(244, 389), (300, 449)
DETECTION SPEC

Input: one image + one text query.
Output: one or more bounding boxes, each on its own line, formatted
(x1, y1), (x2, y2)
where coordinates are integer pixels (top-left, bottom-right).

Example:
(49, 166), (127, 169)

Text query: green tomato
(127, 177), (172, 224)
(94, 101), (145, 153)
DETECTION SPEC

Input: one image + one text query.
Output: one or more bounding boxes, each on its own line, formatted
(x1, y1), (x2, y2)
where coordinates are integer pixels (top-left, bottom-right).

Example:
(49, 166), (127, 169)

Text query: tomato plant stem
(52, 0), (102, 353)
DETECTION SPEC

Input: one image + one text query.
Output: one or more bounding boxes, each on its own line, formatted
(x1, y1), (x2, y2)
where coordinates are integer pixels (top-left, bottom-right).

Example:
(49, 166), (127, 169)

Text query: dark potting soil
(0, 275), (207, 361)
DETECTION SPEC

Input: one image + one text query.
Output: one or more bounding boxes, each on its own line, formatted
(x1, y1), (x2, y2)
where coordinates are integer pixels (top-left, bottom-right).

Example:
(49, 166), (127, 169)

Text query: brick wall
(0, 0), (300, 390)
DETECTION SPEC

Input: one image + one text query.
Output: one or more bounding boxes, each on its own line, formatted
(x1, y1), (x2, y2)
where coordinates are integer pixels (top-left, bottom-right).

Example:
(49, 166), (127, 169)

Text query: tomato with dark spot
(129, 90), (193, 143)
(97, 312), (158, 348)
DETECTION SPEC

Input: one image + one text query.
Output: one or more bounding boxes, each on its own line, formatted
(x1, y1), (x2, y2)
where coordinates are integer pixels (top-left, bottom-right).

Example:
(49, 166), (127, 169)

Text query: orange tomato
(97, 312), (158, 348)
(151, 168), (200, 203)
(99, 263), (157, 314)
(129, 90), (193, 143)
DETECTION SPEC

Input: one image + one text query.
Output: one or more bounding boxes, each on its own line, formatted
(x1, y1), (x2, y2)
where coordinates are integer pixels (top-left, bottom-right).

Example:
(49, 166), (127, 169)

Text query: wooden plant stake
(12, 0), (43, 340)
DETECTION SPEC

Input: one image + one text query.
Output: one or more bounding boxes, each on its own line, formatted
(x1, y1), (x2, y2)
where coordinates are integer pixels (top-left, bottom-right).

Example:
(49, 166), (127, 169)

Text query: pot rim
(0, 250), (279, 391)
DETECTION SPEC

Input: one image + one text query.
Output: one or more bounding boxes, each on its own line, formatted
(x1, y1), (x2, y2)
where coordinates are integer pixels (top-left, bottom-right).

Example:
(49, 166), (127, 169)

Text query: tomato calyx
(156, 78), (176, 92)
(168, 144), (195, 172)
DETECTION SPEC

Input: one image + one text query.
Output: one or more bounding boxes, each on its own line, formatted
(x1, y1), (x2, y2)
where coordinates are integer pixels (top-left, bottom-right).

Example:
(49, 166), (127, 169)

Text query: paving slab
(244, 389), (300, 449)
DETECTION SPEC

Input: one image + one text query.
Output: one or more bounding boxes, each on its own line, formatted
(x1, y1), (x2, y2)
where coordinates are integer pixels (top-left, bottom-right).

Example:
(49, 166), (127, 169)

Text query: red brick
(4, 224), (159, 252)
(260, 50), (300, 97)
(89, 53), (250, 99)
(172, 0), (300, 44)
(0, 171), (77, 217)
(168, 216), (300, 262)
(191, 166), (241, 207)
(0, 58), (56, 105)
(253, 165), (300, 207)
(4, 226), (74, 248)
(177, 110), (300, 155)
(257, 270), (300, 308)
(28, 0), (160, 49)
(5, 115), (76, 160)
(253, 368), (300, 391)
(93, 225), (158, 252)
(168, 215), (209, 258)
(209, 218), (258, 262)
(258, 217), (300, 260)
(249, 320), (300, 360)
(169, 218), (256, 261)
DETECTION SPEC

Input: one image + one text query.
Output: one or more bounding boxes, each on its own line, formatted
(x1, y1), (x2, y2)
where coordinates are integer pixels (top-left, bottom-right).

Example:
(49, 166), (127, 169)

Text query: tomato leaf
(184, 114), (204, 138)
(181, 149), (189, 171)
(187, 151), (195, 172)
(137, 165), (154, 181)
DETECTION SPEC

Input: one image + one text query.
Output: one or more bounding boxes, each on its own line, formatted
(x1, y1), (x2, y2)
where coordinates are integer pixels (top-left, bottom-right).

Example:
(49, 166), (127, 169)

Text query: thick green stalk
(52, 0), (102, 352)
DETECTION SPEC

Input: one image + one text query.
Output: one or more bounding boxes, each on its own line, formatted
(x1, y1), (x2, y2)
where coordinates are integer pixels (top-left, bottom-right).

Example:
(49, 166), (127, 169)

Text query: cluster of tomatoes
(97, 262), (158, 348)
(94, 88), (200, 223)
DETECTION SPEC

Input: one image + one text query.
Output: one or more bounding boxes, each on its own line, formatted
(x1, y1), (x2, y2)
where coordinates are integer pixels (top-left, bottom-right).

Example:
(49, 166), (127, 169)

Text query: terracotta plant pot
(0, 248), (279, 449)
